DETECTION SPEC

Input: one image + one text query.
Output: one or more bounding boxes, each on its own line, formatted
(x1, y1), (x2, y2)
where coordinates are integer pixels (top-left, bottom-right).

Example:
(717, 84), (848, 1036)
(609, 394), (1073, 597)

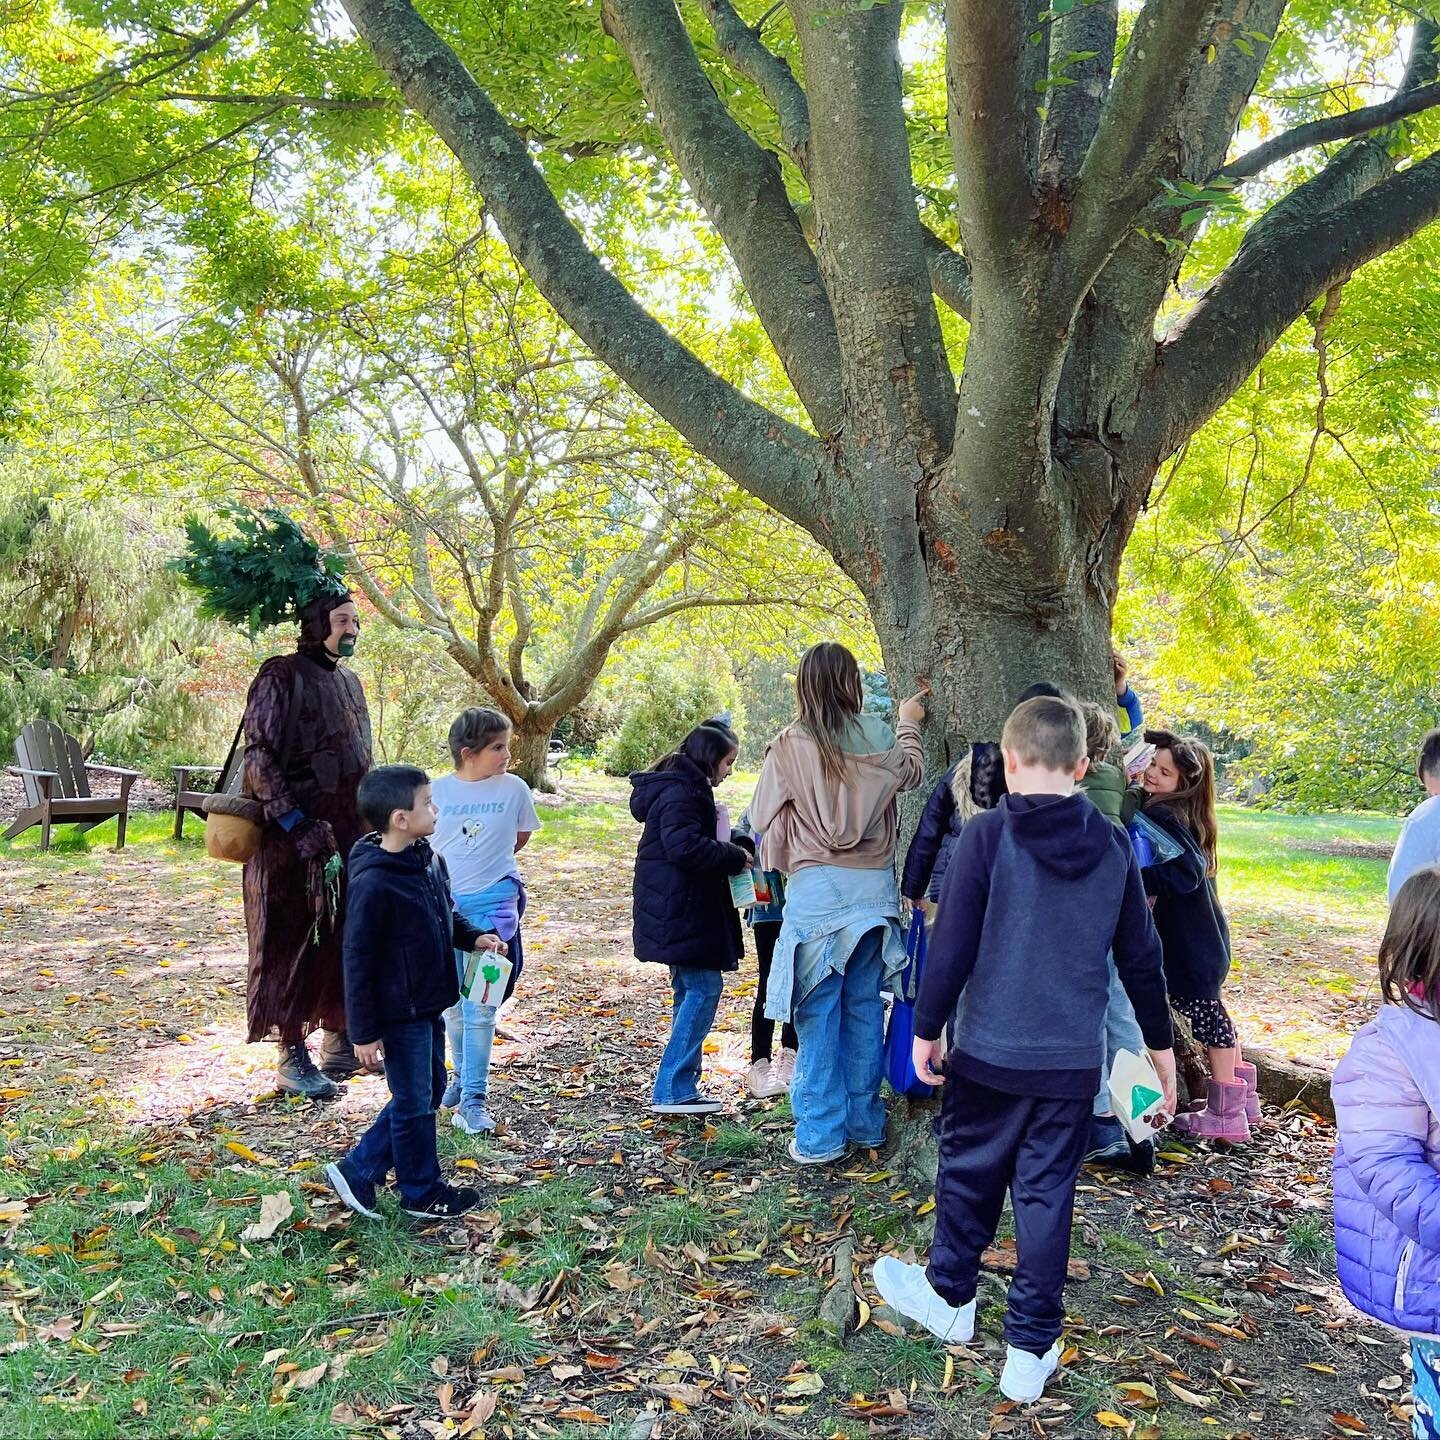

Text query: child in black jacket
(326, 765), (506, 1222)
(630, 721), (752, 1116)
(1139, 730), (1251, 1142)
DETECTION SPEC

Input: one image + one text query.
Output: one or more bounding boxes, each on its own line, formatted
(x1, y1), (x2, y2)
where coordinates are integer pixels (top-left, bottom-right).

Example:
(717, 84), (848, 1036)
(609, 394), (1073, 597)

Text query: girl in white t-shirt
(432, 709), (541, 1134)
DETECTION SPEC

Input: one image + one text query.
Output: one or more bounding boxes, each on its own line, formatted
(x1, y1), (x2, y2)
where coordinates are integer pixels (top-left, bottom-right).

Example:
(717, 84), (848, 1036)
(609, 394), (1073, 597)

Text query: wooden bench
(4, 721), (141, 851)
(173, 743), (246, 840)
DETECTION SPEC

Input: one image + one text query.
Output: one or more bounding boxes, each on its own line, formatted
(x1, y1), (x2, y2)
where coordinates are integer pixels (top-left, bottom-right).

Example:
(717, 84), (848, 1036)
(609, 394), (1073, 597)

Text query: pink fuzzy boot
(1232, 1062), (1262, 1124)
(1170, 1078), (1250, 1143)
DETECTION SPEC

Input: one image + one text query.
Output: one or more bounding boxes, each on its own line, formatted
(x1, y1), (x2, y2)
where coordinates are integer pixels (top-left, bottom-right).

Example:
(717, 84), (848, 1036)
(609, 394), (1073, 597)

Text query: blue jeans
(444, 924), (523, 1102)
(344, 1016), (446, 1207)
(653, 967), (723, 1104)
(791, 927), (887, 1157)
(1094, 957), (1146, 1118)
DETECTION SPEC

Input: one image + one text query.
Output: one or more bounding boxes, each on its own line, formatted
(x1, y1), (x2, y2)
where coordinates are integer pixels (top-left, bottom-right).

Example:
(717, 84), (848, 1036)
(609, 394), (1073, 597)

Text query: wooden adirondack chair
(172, 742), (247, 840)
(5, 721), (141, 851)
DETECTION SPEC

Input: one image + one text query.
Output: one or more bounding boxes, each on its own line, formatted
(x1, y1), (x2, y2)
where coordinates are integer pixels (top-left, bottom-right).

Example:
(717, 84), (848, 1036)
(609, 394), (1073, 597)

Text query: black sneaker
(326, 1160), (381, 1219)
(1084, 1116), (1132, 1166)
(402, 1184), (481, 1221)
(1124, 1136), (1157, 1177)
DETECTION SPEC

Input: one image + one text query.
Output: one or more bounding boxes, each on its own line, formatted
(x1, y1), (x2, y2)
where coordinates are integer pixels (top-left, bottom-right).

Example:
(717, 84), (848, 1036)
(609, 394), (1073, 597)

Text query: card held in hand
(461, 949), (513, 1005)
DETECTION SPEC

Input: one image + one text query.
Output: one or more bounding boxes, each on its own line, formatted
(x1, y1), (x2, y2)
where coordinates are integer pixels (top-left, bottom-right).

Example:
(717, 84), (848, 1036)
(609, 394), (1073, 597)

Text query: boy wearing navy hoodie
(873, 696), (1176, 1404)
(326, 765), (507, 1222)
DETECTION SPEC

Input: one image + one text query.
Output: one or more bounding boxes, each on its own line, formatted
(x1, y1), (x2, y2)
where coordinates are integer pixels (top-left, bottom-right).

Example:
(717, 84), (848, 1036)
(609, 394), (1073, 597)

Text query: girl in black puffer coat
(631, 722), (753, 1115)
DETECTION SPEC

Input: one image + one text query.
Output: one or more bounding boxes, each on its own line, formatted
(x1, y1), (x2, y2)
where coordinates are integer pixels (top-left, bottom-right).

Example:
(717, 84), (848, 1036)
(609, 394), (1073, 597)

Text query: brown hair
(1001, 696), (1086, 772)
(1380, 867), (1440, 1017)
(1143, 728), (1219, 874)
(1078, 700), (1121, 765)
(448, 707), (511, 765)
(1419, 729), (1440, 785)
(795, 642), (864, 787)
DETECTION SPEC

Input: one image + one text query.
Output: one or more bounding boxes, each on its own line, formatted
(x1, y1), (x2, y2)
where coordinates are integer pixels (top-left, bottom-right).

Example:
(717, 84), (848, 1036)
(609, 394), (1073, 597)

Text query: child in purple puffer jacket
(1333, 866), (1440, 1437)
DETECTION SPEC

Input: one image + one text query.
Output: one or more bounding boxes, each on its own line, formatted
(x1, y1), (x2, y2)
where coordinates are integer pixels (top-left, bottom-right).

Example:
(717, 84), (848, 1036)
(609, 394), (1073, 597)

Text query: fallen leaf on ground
(240, 1191), (294, 1241)
(780, 1372), (824, 1395)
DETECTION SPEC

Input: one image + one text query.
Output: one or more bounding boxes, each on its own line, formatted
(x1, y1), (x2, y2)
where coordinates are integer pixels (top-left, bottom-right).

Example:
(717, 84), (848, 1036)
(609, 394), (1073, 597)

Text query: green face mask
(336, 636), (357, 658)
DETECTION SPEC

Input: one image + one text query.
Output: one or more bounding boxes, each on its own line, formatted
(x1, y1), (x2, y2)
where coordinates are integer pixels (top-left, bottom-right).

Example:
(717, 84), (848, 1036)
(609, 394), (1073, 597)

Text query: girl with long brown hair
(1140, 729), (1250, 1142)
(750, 643), (928, 1163)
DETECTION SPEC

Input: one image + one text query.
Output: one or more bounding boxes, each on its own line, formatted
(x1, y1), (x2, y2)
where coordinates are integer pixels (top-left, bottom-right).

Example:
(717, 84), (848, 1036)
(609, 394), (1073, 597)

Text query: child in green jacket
(1077, 703), (1129, 824)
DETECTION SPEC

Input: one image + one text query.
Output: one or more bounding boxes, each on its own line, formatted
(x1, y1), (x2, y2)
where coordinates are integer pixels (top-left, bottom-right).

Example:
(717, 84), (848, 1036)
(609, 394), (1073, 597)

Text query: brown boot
(318, 1029), (379, 1081)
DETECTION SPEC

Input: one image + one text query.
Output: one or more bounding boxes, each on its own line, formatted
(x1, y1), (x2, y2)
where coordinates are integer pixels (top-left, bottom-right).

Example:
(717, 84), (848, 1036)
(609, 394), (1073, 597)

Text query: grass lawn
(1218, 805), (1395, 934)
(0, 778), (1415, 1438)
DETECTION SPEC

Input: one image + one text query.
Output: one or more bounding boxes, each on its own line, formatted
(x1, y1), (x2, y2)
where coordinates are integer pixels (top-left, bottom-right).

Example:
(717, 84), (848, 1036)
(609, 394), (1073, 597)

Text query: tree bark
(508, 714), (558, 794)
(335, 0), (1440, 767)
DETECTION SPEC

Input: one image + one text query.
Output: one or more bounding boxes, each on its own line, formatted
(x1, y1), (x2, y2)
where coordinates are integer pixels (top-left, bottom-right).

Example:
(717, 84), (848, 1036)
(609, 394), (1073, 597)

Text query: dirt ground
(0, 781), (1418, 1439)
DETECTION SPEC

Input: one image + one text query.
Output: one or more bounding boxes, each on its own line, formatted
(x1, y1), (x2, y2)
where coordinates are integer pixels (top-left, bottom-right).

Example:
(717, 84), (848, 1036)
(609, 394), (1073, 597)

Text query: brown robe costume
(241, 644), (372, 1042)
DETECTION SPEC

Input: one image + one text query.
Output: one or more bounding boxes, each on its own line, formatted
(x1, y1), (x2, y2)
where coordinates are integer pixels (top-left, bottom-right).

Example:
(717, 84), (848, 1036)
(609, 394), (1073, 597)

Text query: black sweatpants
(751, 921), (799, 1062)
(926, 1075), (1091, 1356)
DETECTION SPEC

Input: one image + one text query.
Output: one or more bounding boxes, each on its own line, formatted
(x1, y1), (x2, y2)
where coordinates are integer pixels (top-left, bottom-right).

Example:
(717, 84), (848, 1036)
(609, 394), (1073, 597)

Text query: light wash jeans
(444, 974), (497, 1105)
(791, 927), (888, 1158)
(443, 908), (524, 1105)
(653, 967), (724, 1105)
(1094, 956), (1146, 1118)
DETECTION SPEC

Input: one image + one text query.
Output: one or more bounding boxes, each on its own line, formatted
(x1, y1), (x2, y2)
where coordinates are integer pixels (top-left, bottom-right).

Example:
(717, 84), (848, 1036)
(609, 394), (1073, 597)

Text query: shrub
(601, 663), (745, 775)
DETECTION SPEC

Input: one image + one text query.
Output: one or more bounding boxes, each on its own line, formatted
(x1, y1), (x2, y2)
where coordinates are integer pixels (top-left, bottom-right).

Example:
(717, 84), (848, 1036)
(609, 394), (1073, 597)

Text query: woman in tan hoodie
(750, 642), (928, 1163)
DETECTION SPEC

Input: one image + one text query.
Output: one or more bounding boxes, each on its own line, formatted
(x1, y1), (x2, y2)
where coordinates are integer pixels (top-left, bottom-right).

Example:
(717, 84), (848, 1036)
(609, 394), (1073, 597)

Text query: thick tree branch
(1143, 146), (1440, 463)
(1229, 17), (1438, 253)
(1050, 0), (1281, 446)
(798, 203), (972, 323)
(946, 0), (1035, 263)
(790, 0), (954, 462)
(599, 0), (842, 436)
(1067, 0), (1215, 274)
(339, 0), (830, 533)
(921, 229), (973, 321)
(1038, 0), (1119, 193)
(1221, 83), (1440, 182)
(695, 0), (811, 174)
(1079, 0), (1214, 192)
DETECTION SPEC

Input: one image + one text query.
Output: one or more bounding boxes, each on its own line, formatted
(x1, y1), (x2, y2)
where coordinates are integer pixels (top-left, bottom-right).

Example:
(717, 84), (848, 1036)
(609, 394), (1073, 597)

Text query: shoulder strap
(218, 720), (245, 790)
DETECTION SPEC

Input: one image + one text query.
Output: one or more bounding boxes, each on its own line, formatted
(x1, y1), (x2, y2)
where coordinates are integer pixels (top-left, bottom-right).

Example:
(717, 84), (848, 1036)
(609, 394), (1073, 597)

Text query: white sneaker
(872, 1256), (975, 1343)
(747, 1059), (786, 1099)
(788, 1137), (846, 1165)
(999, 1341), (1061, 1403)
(773, 1048), (797, 1090)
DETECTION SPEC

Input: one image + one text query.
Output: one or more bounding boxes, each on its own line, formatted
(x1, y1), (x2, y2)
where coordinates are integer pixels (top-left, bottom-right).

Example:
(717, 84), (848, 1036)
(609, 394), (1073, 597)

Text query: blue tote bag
(884, 910), (932, 1099)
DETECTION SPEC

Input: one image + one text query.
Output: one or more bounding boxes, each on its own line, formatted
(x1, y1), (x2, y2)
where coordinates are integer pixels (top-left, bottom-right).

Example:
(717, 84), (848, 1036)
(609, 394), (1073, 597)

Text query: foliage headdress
(171, 507), (351, 640)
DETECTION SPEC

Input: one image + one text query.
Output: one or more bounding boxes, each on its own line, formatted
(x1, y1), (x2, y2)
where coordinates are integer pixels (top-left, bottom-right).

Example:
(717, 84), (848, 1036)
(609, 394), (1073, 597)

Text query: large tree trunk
(845, 433), (1134, 773)
(508, 716), (558, 793)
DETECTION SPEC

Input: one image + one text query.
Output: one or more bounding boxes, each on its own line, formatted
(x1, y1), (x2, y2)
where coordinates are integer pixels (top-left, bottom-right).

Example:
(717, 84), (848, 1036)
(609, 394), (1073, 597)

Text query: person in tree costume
(174, 510), (375, 1099)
